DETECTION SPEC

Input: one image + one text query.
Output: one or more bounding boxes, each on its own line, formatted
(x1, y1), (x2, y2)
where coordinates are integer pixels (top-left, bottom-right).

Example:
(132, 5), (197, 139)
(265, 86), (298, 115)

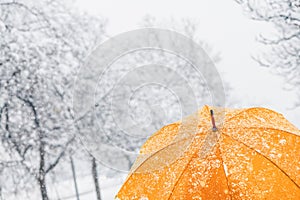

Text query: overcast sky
(75, 0), (299, 128)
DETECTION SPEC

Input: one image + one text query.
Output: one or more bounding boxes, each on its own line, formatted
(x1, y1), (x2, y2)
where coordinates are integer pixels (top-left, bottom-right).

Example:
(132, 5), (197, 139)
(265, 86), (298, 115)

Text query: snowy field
(5, 175), (126, 200)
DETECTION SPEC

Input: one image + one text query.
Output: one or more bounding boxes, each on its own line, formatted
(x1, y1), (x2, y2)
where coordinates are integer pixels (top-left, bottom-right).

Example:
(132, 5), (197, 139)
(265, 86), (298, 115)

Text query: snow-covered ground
(5, 175), (126, 200)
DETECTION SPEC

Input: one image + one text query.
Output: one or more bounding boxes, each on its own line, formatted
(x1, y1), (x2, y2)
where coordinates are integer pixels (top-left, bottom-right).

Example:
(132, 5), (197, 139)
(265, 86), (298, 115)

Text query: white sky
(75, 0), (299, 128)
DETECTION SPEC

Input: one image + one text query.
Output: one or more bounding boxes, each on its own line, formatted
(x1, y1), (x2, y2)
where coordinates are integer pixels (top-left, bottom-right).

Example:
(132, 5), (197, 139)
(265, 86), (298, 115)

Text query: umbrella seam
(224, 127), (300, 137)
(225, 107), (287, 124)
(131, 135), (195, 174)
(118, 135), (200, 197)
(222, 133), (300, 190)
(116, 135), (194, 199)
(225, 107), (261, 122)
(143, 122), (180, 144)
(218, 143), (232, 199)
(166, 145), (199, 200)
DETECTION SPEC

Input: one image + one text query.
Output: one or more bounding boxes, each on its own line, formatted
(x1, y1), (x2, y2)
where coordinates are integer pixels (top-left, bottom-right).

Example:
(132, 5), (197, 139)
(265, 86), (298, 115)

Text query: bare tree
(75, 16), (231, 176)
(0, 0), (106, 199)
(236, 0), (300, 106)
(92, 156), (102, 200)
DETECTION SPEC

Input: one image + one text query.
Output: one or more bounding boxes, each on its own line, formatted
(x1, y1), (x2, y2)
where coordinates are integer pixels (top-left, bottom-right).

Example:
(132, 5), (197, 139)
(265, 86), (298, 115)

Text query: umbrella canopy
(116, 105), (300, 199)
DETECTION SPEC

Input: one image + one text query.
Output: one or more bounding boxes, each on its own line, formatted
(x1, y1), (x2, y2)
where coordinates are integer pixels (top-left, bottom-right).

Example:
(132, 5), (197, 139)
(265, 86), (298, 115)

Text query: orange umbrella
(116, 105), (300, 199)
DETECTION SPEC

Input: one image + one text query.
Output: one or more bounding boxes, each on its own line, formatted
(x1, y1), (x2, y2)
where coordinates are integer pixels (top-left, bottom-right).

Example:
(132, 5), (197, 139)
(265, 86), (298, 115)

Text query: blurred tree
(79, 16), (232, 174)
(0, 0), (106, 199)
(236, 0), (300, 107)
(92, 156), (102, 200)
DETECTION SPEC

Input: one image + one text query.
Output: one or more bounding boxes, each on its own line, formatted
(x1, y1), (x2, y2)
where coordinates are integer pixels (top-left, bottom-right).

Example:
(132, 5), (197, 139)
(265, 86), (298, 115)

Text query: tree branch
(45, 136), (75, 174)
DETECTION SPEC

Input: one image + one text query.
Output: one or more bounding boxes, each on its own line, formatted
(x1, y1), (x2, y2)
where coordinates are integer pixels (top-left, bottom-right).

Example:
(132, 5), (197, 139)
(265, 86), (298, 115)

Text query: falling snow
(116, 106), (300, 199)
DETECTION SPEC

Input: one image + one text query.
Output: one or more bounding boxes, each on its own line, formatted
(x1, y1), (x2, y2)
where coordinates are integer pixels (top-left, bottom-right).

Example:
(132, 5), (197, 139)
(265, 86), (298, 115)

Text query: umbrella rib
(116, 135), (195, 199)
(166, 145), (200, 200)
(145, 122), (180, 142)
(222, 133), (300, 190)
(225, 126), (300, 137)
(119, 131), (203, 199)
(218, 145), (232, 199)
(224, 107), (290, 125)
(224, 107), (260, 121)
(129, 134), (195, 174)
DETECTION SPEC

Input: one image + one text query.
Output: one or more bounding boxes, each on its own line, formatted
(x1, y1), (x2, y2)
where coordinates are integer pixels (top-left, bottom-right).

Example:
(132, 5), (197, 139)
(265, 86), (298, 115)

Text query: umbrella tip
(210, 109), (218, 132)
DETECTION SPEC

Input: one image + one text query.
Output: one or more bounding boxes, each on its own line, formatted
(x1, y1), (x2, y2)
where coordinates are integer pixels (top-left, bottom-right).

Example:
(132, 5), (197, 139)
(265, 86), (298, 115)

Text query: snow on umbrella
(116, 105), (300, 199)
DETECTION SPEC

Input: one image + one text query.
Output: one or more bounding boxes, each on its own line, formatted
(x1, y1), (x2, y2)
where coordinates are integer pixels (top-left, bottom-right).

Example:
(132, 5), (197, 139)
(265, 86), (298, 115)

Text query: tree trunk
(38, 142), (49, 200)
(70, 156), (80, 200)
(92, 157), (101, 200)
(38, 176), (48, 200)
